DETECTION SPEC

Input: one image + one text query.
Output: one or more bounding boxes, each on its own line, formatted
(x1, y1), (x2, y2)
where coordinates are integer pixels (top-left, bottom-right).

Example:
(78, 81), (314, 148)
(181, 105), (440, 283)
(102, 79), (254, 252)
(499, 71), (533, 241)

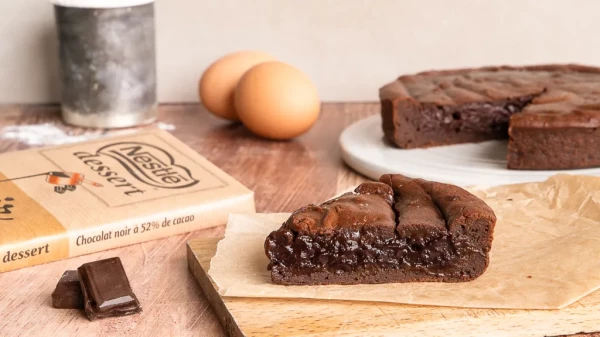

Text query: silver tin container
(53, 0), (157, 128)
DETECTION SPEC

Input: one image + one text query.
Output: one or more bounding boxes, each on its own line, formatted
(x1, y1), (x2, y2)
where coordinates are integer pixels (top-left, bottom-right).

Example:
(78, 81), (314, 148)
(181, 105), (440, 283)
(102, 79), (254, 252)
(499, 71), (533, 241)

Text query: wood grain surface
(0, 103), (598, 337)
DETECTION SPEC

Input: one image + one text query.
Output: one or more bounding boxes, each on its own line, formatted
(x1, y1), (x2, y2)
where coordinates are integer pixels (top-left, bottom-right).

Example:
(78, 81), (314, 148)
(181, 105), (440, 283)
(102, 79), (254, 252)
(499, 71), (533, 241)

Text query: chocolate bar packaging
(0, 129), (255, 273)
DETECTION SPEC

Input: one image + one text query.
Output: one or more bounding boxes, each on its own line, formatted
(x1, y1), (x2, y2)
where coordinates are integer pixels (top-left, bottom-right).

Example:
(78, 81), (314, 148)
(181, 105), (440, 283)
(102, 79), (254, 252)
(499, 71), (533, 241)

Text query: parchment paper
(208, 174), (600, 309)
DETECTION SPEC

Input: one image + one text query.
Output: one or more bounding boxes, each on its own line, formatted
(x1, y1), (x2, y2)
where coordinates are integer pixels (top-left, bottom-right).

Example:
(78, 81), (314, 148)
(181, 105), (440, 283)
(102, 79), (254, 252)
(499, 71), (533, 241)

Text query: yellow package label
(0, 173), (69, 272)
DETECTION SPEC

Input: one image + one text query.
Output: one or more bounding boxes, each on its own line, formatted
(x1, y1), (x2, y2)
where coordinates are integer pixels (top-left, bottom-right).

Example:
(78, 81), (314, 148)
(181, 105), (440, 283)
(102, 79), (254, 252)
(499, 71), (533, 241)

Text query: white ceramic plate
(340, 115), (600, 187)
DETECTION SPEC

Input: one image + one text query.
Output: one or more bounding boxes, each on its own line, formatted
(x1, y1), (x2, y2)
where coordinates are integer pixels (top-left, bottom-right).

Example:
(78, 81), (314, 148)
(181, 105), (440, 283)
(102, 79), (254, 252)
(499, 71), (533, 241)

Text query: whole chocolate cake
(264, 174), (496, 285)
(379, 64), (600, 170)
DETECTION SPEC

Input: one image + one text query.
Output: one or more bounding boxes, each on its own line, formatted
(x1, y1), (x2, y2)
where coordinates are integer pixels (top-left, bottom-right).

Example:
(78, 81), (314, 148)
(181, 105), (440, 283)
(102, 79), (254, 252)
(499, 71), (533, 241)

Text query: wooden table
(0, 104), (596, 337)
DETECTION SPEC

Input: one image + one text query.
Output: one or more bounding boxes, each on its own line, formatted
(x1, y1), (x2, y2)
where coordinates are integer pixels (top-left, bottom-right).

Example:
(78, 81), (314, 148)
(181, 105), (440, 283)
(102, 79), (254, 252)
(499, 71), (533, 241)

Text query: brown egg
(199, 51), (275, 121)
(234, 62), (321, 140)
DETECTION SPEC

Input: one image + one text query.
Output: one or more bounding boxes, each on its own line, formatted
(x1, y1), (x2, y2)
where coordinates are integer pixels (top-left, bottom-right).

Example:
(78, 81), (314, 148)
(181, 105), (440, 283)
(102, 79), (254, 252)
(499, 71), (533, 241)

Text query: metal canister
(53, 0), (157, 128)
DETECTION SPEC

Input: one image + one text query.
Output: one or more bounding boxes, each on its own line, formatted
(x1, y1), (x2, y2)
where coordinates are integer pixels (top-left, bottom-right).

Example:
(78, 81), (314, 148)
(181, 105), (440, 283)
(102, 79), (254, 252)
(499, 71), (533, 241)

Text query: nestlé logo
(95, 142), (198, 189)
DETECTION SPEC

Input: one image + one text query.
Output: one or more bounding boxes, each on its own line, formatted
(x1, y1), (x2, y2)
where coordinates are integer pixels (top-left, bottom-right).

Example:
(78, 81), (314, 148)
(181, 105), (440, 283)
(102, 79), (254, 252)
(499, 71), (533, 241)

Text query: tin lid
(51, 0), (154, 9)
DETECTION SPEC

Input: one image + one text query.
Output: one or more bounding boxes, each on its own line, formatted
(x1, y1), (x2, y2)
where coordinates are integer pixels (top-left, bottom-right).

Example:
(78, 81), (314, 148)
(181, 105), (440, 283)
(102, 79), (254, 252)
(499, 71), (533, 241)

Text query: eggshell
(234, 62), (321, 140)
(199, 51), (275, 121)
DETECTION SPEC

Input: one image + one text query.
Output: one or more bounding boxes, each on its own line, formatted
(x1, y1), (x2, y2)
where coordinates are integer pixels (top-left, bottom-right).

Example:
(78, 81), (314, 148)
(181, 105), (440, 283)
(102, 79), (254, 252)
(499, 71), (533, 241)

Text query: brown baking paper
(208, 174), (600, 309)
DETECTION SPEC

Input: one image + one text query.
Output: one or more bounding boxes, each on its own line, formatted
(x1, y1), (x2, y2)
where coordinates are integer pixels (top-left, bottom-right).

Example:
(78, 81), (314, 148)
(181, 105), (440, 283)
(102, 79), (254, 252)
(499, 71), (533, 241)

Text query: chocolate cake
(264, 174), (496, 285)
(379, 64), (600, 170)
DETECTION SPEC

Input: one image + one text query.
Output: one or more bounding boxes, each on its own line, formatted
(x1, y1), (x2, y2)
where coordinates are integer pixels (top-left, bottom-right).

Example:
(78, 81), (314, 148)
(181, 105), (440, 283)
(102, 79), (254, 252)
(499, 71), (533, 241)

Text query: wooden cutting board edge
(187, 238), (244, 337)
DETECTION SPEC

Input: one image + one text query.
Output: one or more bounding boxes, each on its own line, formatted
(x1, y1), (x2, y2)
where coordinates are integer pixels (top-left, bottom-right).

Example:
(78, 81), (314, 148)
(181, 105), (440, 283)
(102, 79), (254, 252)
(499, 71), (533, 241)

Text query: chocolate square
(78, 257), (142, 321)
(51, 270), (84, 309)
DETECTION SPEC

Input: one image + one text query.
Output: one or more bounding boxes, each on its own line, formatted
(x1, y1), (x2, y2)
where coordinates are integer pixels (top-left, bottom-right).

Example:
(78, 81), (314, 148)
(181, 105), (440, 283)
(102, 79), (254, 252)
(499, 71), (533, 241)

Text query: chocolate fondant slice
(264, 174), (496, 285)
(52, 270), (84, 309)
(78, 257), (142, 321)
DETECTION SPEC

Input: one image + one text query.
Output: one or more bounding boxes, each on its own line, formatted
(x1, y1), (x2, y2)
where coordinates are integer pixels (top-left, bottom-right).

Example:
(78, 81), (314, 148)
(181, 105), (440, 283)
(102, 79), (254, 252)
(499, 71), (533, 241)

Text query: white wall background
(0, 0), (599, 103)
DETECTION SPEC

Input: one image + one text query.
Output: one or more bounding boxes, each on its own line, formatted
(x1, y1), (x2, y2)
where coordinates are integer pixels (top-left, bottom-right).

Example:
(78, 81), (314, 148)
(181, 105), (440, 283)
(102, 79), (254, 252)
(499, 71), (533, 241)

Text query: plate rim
(339, 114), (600, 186)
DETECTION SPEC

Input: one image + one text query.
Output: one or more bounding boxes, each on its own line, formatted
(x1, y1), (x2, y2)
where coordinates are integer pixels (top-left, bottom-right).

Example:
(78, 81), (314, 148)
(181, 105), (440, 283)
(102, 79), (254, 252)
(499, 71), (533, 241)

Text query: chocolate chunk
(52, 270), (84, 309)
(78, 257), (142, 321)
(379, 64), (600, 170)
(265, 174), (496, 285)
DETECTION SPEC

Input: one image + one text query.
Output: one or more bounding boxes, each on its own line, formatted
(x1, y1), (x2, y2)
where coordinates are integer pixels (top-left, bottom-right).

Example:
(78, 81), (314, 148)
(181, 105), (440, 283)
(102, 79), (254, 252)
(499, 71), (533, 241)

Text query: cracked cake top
(380, 64), (600, 128)
(281, 174), (496, 242)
